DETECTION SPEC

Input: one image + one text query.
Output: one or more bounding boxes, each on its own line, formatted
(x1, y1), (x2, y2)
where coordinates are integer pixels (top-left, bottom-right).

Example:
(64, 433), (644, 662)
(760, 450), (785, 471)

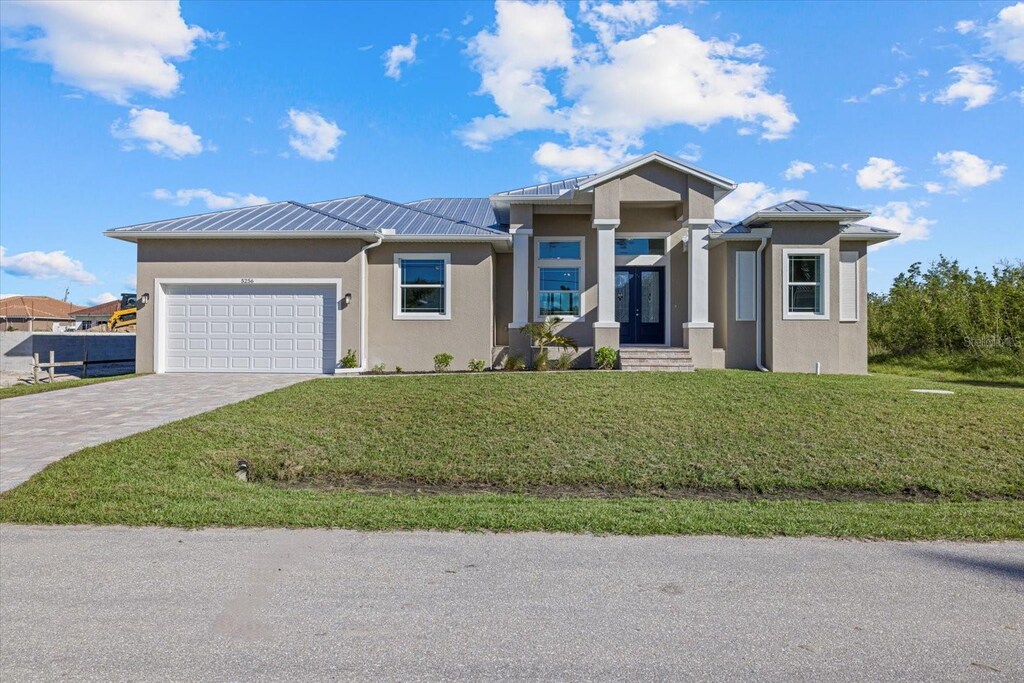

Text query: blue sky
(1, 0), (1021, 305)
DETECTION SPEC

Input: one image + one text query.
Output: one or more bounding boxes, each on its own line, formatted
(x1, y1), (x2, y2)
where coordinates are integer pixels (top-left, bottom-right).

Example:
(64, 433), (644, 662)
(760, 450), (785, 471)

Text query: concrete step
(618, 347), (695, 372)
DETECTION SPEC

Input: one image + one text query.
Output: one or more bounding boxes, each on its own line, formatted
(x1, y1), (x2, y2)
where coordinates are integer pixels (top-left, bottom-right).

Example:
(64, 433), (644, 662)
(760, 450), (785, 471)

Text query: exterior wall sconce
(343, 293), (352, 305)
(138, 293), (150, 307)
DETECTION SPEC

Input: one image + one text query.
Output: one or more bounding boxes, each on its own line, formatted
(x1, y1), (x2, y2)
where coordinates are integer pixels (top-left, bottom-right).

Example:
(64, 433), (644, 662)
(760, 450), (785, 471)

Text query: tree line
(868, 256), (1024, 358)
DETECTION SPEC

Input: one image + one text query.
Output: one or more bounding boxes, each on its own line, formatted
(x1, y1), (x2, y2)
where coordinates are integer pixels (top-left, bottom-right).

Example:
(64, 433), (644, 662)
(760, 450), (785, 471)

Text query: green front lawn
(0, 373), (138, 400)
(869, 350), (1024, 388)
(2, 371), (1021, 539)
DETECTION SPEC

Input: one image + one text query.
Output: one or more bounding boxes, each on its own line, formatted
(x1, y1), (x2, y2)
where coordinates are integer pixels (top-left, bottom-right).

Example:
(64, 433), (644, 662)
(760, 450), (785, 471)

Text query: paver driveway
(0, 373), (308, 492)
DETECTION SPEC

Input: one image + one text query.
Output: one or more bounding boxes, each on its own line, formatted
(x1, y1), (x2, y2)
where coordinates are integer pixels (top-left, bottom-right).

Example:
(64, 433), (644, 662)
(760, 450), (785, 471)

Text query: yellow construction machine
(107, 293), (138, 331)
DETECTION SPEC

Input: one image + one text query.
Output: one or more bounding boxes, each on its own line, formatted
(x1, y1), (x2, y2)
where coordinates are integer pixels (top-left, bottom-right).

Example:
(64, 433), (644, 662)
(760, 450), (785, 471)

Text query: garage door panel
(164, 284), (336, 374)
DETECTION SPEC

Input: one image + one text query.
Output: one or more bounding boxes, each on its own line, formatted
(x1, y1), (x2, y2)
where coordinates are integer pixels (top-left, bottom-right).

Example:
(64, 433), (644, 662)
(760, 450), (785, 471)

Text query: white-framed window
(393, 253), (451, 320)
(782, 248), (829, 320)
(735, 250), (756, 321)
(839, 251), (859, 322)
(535, 236), (584, 320)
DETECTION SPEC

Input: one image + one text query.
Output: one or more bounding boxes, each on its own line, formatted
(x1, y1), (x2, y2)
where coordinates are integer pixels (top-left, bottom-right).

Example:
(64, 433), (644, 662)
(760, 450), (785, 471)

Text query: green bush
(869, 256), (1023, 360)
(594, 346), (618, 370)
(554, 352), (575, 371)
(394, 366), (403, 374)
(468, 358), (487, 372)
(502, 354), (526, 371)
(369, 363), (386, 375)
(533, 348), (550, 371)
(433, 353), (454, 372)
(340, 349), (359, 368)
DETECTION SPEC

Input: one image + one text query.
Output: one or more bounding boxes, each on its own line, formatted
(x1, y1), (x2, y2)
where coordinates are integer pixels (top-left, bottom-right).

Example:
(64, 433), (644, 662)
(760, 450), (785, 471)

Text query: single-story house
(105, 152), (898, 375)
(0, 296), (83, 332)
(71, 300), (121, 330)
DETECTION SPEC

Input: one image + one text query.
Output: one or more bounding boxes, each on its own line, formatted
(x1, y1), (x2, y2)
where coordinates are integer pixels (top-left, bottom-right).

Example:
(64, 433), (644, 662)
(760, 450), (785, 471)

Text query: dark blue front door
(615, 266), (665, 345)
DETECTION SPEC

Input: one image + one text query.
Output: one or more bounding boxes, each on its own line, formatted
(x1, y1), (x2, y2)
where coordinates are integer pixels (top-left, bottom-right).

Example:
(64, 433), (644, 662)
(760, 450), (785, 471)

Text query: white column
(510, 228), (531, 327)
(593, 219), (619, 327)
(685, 219), (714, 325)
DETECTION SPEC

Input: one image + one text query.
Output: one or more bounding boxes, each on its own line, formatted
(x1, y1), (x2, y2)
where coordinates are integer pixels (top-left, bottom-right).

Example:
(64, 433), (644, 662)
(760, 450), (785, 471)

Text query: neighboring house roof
(105, 201), (371, 241)
(0, 296), (83, 320)
(840, 223), (900, 239)
(738, 200), (871, 226)
(309, 195), (506, 236)
(72, 300), (120, 319)
(405, 198), (505, 231)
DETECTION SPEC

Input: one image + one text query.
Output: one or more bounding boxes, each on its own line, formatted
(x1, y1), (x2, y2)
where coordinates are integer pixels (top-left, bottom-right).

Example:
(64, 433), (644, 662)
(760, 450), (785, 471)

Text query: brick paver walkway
(0, 373), (308, 492)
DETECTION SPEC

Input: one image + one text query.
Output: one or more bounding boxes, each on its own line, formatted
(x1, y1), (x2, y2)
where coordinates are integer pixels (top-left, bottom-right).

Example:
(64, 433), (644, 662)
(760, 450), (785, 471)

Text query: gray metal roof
(107, 200), (370, 234)
(755, 200), (866, 215)
(405, 198), (505, 231)
(709, 220), (744, 234)
(310, 195), (506, 236)
(840, 223), (898, 237)
(493, 174), (598, 198)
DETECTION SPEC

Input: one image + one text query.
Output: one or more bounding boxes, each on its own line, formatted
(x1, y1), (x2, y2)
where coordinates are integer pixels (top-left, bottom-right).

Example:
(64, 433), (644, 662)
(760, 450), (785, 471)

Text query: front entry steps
(618, 347), (695, 372)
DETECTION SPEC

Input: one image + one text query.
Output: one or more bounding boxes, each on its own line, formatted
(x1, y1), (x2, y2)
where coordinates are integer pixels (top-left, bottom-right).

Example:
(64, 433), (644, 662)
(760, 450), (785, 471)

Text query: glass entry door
(615, 266), (665, 345)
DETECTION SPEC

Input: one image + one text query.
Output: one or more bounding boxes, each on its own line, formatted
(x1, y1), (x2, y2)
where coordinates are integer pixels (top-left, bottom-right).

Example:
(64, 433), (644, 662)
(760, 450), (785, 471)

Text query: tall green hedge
(868, 256), (1024, 358)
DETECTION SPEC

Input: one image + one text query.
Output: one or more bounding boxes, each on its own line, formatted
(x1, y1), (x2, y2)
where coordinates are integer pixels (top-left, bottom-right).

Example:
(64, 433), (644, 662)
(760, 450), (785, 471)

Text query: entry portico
(496, 151), (737, 368)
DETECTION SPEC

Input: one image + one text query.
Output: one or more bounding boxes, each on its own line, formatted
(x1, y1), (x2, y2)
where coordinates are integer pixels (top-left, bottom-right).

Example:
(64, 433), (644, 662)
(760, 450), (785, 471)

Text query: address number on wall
(240, 278), (255, 284)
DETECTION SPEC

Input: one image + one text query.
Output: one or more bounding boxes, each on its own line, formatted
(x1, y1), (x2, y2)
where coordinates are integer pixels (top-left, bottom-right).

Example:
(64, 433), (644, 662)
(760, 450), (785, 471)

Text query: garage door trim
(153, 277), (343, 374)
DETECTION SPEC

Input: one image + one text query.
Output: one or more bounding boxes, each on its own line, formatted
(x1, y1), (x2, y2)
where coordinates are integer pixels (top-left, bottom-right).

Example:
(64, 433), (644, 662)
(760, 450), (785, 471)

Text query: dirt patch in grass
(271, 473), (1021, 503)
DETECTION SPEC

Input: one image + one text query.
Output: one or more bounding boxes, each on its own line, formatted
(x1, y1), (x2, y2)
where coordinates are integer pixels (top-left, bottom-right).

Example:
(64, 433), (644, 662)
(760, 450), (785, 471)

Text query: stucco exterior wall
(366, 241), (494, 371)
(530, 213), (596, 348)
(723, 241), (760, 369)
(135, 238), (365, 373)
(493, 251), (513, 346)
(766, 223), (868, 374)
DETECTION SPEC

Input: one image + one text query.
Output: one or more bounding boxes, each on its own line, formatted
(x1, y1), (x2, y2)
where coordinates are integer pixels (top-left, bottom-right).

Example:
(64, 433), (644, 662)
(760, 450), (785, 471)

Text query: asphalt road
(1, 526), (1021, 681)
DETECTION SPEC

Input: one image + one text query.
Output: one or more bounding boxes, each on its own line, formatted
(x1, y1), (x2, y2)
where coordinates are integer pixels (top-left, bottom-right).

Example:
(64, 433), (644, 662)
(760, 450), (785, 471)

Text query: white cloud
(579, 0), (659, 47)
(844, 73), (910, 103)
(677, 142), (702, 163)
(924, 182), (945, 194)
(284, 109), (344, 161)
(0, 245), (97, 284)
(982, 2), (1024, 64)
(934, 64), (997, 109)
(955, 20), (977, 35)
(864, 202), (936, 251)
(715, 182), (808, 222)
(152, 188), (269, 210)
(934, 150), (1006, 188)
(383, 34), (418, 80)
(783, 160), (815, 180)
(111, 108), (205, 158)
(532, 141), (627, 175)
(460, 1), (797, 163)
(1013, 86), (1024, 103)
(0, 0), (217, 104)
(856, 157), (909, 190)
(88, 292), (117, 305)
(461, 0), (575, 150)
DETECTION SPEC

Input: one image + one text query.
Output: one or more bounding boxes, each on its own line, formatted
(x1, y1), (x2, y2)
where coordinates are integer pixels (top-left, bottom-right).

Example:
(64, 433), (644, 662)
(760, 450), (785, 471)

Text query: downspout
(755, 236), (770, 372)
(352, 233), (383, 373)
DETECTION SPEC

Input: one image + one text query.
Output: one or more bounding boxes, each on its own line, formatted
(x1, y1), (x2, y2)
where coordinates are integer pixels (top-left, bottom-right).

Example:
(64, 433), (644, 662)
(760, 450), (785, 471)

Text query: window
(783, 249), (829, 319)
(615, 238), (665, 256)
(839, 251), (858, 322)
(735, 250), (756, 321)
(536, 238), (583, 319)
(394, 253), (451, 320)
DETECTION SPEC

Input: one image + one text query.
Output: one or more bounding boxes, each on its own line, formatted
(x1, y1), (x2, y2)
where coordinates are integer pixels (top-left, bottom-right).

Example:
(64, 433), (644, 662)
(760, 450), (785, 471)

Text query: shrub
(520, 317), (578, 372)
(594, 346), (618, 370)
(394, 366), (403, 374)
(502, 354), (526, 371)
(340, 349), (359, 368)
(533, 348), (550, 371)
(433, 352), (454, 372)
(468, 358), (487, 372)
(370, 363), (386, 374)
(554, 352), (575, 371)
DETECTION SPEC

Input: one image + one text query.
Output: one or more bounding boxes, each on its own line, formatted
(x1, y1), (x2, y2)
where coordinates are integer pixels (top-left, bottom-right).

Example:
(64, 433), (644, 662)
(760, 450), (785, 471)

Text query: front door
(615, 266), (665, 345)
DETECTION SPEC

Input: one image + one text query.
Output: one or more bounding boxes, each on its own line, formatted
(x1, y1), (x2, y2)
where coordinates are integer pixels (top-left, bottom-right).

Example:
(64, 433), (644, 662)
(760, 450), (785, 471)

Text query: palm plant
(520, 317), (578, 370)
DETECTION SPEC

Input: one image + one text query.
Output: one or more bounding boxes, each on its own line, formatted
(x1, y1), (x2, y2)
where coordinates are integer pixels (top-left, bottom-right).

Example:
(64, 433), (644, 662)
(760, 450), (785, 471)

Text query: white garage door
(163, 284), (337, 373)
